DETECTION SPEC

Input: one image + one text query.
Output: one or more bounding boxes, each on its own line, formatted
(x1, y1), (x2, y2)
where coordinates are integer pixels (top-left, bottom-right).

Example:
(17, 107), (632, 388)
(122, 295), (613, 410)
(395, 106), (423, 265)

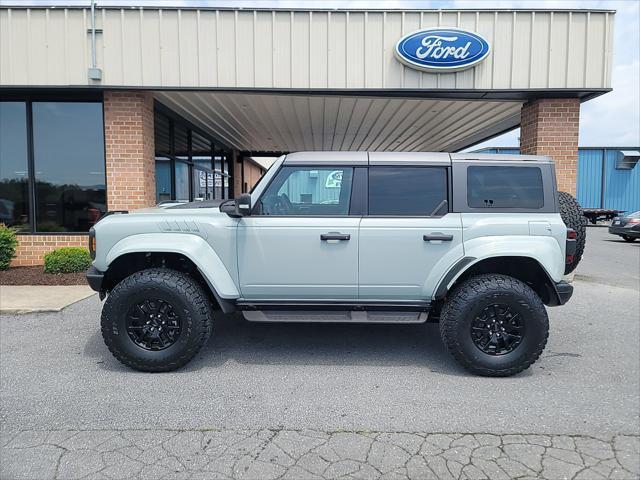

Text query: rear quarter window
(467, 166), (544, 209)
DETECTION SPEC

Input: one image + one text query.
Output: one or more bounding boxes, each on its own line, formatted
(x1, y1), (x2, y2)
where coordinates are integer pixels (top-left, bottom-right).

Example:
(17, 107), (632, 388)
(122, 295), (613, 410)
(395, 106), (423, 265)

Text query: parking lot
(1, 227), (639, 479)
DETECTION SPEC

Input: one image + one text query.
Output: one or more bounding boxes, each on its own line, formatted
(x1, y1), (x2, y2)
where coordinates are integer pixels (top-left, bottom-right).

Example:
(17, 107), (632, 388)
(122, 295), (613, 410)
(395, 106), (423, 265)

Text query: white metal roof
(279, 151), (551, 165)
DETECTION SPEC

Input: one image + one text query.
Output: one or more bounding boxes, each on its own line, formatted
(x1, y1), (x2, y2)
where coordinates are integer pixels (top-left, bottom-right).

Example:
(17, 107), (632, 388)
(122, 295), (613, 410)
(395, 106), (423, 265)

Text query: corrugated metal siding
(481, 147), (640, 213)
(0, 8), (614, 90)
(576, 149), (604, 208)
(603, 150), (640, 213)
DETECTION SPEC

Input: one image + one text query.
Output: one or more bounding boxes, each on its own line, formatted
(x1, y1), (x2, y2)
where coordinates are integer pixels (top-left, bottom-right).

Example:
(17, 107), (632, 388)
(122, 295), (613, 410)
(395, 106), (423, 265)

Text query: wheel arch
(102, 234), (239, 313)
(434, 255), (564, 307)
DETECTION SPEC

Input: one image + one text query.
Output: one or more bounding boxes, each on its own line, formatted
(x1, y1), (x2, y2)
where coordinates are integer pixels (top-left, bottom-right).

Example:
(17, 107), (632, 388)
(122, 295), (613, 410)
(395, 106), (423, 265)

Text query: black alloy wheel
(471, 304), (525, 356)
(126, 298), (182, 351)
(101, 268), (213, 372)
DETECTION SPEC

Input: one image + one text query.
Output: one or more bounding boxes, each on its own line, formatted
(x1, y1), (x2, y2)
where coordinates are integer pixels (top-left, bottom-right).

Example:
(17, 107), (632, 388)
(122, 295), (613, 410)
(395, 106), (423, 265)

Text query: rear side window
(467, 166), (544, 209)
(369, 167), (448, 216)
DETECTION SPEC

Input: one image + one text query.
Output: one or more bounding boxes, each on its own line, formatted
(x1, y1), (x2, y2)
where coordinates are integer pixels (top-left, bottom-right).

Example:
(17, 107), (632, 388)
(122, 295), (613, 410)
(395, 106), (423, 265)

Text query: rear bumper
(554, 281), (574, 305)
(86, 266), (104, 292)
(609, 226), (640, 237)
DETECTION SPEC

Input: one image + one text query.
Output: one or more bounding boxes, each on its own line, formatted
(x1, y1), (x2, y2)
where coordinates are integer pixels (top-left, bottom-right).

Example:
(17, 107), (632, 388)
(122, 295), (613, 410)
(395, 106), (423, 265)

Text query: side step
(242, 310), (429, 324)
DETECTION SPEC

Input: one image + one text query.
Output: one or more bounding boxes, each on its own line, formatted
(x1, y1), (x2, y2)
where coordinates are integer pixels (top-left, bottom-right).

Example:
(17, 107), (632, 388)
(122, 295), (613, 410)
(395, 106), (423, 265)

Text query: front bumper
(554, 281), (574, 305)
(86, 266), (104, 292)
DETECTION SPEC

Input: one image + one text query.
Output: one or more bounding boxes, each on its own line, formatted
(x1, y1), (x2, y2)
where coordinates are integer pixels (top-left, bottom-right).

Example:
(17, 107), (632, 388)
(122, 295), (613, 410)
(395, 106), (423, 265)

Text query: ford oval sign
(395, 28), (491, 72)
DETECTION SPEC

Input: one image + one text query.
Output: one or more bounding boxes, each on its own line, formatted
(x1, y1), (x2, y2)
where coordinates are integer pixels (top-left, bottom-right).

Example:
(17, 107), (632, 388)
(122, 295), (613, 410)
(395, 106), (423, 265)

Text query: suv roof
(282, 151), (552, 166)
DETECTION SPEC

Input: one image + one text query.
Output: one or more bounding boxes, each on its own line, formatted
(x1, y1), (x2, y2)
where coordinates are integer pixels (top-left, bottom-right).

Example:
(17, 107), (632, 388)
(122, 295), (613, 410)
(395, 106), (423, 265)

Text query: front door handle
(423, 233), (453, 242)
(321, 232), (351, 241)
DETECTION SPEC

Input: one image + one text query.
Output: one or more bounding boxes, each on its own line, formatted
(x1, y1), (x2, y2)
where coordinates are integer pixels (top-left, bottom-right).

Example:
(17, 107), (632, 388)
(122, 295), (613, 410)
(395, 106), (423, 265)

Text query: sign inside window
(325, 170), (343, 188)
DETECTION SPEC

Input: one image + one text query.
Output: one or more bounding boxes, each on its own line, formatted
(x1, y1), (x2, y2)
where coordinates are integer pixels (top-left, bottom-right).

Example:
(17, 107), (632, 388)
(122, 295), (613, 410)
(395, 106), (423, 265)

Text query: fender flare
(105, 233), (239, 312)
(433, 235), (565, 305)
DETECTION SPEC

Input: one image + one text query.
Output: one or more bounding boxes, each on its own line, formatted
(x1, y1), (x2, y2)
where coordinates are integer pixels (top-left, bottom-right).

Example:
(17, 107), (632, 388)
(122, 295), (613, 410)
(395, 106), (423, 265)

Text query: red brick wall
(12, 235), (87, 267)
(104, 91), (156, 210)
(520, 98), (580, 195)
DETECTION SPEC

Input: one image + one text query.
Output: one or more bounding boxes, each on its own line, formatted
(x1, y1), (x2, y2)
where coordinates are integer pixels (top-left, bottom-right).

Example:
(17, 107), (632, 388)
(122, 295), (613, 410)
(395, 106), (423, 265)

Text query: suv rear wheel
(440, 274), (549, 377)
(101, 268), (213, 372)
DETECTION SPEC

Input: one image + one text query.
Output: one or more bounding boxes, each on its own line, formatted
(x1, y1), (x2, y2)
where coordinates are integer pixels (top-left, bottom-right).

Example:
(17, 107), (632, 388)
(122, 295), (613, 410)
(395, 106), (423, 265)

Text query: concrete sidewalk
(0, 285), (96, 314)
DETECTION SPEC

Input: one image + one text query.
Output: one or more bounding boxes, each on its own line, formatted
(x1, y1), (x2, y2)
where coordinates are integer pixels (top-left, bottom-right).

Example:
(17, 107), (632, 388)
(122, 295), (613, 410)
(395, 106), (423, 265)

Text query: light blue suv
(87, 152), (583, 376)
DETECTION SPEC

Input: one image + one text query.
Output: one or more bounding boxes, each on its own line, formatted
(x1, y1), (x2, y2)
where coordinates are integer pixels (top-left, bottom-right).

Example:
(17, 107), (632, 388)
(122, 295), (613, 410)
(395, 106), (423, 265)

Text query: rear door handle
(321, 232), (351, 241)
(423, 233), (453, 242)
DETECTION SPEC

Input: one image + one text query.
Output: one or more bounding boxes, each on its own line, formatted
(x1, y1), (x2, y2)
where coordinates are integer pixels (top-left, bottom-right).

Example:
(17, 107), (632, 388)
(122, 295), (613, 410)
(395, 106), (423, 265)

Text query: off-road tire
(622, 235), (637, 243)
(558, 191), (586, 274)
(440, 274), (549, 377)
(101, 268), (213, 372)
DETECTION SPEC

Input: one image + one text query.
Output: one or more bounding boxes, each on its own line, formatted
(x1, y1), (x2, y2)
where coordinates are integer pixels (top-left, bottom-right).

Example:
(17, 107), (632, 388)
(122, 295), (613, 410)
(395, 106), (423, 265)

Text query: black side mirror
(235, 193), (252, 217)
(220, 199), (240, 217)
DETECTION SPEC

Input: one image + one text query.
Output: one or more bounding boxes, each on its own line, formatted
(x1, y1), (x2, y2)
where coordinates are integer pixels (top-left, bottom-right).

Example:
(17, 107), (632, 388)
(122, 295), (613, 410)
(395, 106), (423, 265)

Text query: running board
(237, 300), (431, 324)
(242, 310), (429, 324)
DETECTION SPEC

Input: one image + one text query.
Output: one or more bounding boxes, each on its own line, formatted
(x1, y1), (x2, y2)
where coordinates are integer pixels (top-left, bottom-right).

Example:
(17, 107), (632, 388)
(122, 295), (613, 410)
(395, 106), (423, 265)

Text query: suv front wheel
(101, 268), (213, 372)
(440, 274), (549, 377)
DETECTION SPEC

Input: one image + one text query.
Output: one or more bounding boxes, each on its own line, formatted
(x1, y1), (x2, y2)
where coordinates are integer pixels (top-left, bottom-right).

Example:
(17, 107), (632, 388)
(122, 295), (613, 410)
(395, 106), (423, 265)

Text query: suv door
(359, 165), (464, 301)
(237, 165), (360, 300)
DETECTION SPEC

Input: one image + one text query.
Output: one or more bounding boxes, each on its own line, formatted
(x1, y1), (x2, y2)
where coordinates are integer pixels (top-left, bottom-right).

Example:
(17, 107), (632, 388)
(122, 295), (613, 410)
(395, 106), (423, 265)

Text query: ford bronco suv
(87, 152), (585, 376)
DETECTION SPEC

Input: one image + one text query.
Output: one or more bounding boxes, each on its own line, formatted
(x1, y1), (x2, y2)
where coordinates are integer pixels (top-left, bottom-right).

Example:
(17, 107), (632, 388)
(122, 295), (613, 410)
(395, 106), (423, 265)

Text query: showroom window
(154, 106), (232, 204)
(0, 99), (106, 233)
(0, 102), (30, 231)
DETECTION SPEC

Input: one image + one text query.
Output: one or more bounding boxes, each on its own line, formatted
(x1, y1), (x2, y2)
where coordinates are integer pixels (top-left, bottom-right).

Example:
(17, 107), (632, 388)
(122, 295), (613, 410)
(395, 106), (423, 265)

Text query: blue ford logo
(395, 28), (491, 72)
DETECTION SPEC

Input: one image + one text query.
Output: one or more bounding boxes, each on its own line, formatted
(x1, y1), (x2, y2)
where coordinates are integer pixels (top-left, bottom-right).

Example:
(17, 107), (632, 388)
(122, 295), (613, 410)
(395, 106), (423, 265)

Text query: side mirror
(235, 193), (252, 217)
(219, 199), (240, 217)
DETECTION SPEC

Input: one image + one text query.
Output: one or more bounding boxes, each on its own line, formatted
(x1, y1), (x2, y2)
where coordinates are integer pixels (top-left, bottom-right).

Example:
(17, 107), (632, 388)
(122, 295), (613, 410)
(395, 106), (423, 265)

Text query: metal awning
(155, 91), (521, 153)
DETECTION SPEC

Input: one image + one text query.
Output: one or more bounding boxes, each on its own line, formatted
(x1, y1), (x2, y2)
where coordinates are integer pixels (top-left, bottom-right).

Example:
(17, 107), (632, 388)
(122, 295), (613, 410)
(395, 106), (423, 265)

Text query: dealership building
(0, 5), (623, 265)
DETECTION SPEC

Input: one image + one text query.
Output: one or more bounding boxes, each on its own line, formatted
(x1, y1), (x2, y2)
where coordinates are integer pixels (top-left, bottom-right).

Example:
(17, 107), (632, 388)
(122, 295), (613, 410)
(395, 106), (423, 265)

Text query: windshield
(627, 211), (640, 219)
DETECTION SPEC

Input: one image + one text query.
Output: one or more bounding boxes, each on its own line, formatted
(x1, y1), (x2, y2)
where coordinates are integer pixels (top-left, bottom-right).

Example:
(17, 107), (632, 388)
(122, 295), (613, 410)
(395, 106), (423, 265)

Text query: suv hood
(126, 199), (227, 215)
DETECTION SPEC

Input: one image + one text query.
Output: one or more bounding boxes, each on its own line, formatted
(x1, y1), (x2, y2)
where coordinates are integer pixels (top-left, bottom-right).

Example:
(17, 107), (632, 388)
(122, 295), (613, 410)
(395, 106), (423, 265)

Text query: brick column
(103, 91), (156, 210)
(520, 98), (580, 195)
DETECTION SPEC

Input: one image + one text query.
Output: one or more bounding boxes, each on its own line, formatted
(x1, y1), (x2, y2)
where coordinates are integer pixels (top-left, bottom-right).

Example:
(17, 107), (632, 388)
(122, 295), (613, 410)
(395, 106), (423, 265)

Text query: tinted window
(32, 102), (106, 232)
(369, 167), (448, 216)
(0, 102), (30, 231)
(467, 166), (544, 209)
(258, 167), (353, 215)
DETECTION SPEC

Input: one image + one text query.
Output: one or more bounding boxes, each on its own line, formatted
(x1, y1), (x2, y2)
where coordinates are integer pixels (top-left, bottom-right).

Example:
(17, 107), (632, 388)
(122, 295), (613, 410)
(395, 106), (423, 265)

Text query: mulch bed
(0, 266), (87, 286)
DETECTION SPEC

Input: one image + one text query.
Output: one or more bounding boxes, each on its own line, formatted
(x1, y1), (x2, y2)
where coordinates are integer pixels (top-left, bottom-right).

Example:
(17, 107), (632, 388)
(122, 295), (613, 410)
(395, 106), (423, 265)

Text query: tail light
(567, 228), (578, 239)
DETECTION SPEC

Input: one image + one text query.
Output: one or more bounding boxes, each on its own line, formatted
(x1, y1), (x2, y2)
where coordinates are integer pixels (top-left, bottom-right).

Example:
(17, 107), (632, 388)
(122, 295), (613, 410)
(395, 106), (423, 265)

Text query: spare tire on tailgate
(558, 191), (586, 274)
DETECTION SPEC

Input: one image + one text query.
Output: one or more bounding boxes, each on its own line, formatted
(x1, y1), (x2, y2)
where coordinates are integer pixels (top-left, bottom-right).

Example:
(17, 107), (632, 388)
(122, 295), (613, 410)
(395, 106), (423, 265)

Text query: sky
(4, 0), (639, 149)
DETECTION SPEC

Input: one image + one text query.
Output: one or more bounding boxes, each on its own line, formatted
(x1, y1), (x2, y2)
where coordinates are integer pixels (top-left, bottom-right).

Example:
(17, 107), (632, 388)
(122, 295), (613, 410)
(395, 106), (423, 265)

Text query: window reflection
(0, 102), (30, 231)
(32, 102), (106, 232)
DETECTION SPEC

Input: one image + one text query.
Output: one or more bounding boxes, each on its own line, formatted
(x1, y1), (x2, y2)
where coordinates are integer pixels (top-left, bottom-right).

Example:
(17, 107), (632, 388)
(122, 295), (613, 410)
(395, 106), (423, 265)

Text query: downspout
(88, 0), (102, 80)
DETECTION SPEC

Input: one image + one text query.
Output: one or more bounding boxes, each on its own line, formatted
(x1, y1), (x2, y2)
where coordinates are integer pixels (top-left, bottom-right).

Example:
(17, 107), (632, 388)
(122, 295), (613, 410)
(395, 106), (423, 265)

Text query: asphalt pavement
(1, 227), (638, 479)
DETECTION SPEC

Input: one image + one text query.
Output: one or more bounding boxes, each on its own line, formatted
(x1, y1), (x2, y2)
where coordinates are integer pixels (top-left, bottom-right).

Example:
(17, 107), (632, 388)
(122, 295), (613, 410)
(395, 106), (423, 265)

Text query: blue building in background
(476, 147), (640, 214)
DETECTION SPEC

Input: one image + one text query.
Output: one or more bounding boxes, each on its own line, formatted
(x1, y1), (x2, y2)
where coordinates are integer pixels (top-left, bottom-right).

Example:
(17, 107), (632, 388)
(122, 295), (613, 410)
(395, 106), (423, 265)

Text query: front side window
(467, 166), (544, 209)
(257, 167), (353, 216)
(369, 167), (448, 216)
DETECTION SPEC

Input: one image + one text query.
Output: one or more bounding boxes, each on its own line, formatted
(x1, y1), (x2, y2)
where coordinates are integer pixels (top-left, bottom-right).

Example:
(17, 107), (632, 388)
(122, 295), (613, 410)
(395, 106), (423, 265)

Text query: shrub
(0, 224), (18, 270)
(44, 247), (92, 274)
